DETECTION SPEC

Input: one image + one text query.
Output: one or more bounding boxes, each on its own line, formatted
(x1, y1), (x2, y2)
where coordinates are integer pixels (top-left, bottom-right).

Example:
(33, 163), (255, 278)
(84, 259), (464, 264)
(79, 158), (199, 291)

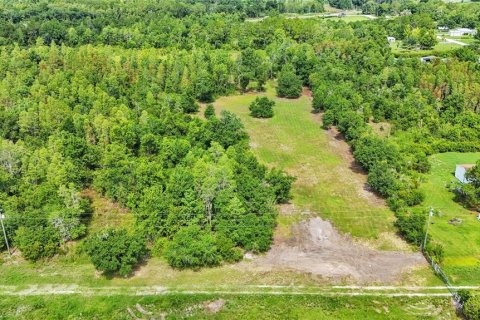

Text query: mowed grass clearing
(390, 40), (462, 55)
(213, 82), (399, 246)
(0, 293), (456, 319)
(323, 15), (371, 22)
(419, 152), (480, 285)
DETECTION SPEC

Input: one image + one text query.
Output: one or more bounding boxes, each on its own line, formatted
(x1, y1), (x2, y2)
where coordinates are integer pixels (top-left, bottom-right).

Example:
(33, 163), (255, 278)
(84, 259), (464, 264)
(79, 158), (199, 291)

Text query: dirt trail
(252, 217), (426, 283)
(310, 117), (386, 207)
(0, 284), (462, 297)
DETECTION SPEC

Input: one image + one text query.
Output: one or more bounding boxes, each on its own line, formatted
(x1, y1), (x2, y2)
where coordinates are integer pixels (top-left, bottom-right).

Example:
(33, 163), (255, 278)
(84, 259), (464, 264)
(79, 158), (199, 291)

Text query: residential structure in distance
(455, 164), (475, 183)
(448, 28), (477, 37)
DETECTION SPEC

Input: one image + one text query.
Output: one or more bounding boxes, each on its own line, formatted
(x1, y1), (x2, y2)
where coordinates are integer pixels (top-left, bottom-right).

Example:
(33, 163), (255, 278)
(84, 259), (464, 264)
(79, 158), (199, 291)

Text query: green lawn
(434, 42), (462, 52)
(419, 152), (480, 285)
(0, 294), (456, 319)
(390, 40), (461, 55)
(448, 36), (477, 45)
(213, 82), (400, 248)
(323, 15), (371, 22)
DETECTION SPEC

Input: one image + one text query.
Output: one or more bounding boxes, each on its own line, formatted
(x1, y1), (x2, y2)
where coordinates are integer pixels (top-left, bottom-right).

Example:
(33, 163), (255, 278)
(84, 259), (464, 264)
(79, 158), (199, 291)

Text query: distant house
(448, 28), (477, 37)
(438, 26), (449, 32)
(387, 36), (396, 43)
(455, 164), (475, 183)
(420, 56), (437, 63)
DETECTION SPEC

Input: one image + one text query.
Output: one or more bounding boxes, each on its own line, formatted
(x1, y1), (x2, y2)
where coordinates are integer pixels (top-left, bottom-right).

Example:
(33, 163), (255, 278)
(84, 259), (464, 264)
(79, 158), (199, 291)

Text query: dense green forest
(0, 0), (480, 283)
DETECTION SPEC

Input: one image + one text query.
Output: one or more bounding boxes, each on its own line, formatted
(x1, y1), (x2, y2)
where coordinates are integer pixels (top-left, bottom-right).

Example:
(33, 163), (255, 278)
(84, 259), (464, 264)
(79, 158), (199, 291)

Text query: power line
(0, 208), (11, 255)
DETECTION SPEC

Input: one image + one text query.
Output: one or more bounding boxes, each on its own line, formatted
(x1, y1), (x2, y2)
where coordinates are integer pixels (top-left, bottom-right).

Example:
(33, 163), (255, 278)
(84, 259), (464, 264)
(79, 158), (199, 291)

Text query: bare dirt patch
(252, 217), (426, 284)
(203, 299), (226, 313)
(302, 86), (313, 98)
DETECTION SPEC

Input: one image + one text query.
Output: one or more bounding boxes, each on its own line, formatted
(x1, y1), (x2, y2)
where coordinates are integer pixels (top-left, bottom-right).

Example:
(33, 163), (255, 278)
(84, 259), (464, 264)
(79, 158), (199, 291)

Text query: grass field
(323, 15), (371, 22)
(212, 83), (397, 243)
(419, 152), (480, 285)
(0, 294), (456, 319)
(390, 40), (461, 55)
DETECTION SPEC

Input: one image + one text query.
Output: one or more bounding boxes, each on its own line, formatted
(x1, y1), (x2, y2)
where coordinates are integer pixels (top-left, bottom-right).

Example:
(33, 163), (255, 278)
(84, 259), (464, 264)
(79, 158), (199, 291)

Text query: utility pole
(423, 207), (434, 250)
(0, 209), (11, 256)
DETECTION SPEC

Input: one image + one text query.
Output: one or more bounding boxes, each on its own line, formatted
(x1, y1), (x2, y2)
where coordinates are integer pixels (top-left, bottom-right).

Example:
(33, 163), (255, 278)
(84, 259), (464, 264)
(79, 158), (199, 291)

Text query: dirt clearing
(253, 217), (426, 283)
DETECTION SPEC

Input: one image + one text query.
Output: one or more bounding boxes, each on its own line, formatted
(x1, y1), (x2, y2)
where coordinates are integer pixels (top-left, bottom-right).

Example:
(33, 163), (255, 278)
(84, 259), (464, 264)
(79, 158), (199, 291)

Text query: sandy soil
(252, 217), (426, 284)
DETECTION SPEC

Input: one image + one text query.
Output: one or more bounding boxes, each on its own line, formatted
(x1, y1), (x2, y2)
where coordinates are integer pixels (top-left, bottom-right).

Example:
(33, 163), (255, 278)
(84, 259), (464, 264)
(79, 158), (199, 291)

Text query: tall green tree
(276, 64), (302, 98)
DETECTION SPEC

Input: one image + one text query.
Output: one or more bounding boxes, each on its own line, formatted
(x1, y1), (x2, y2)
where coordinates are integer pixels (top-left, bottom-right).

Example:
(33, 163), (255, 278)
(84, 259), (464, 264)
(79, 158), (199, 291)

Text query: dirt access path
(0, 284), (463, 296)
(316, 119), (386, 207)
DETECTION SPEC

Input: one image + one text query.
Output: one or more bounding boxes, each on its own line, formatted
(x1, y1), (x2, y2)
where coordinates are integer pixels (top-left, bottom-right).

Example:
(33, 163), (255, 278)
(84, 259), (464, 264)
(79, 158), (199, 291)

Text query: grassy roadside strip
(0, 292), (457, 319)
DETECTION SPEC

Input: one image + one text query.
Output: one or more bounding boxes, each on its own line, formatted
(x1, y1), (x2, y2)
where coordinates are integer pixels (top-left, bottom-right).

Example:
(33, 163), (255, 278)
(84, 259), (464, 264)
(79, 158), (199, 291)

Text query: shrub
(204, 104), (215, 119)
(216, 233), (243, 263)
(14, 225), (61, 262)
(165, 225), (222, 269)
(425, 242), (444, 264)
(266, 168), (296, 203)
(354, 135), (401, 171)
(395, 210), (426, 246)
(276, 64), (302, 98)
(367, 162), (400, 197)
(458, 289), (472, 305)
(322, 110), (335, 129)
(249, 97), (275, 118)
(412, 152), (431, 173)
(337, 111), (368, 141)
(398, 188), (425, 206)
(84, 228), (147, 276)
(464, 294), (480, 320)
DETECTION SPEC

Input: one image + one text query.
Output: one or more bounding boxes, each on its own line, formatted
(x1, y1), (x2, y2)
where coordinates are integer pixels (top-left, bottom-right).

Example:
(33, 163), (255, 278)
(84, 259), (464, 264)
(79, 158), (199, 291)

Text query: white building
(420, 56), (437, 63)
(387, 36), (396, 43)
(448, 28), (477, 37)
(455, 164), (475, 183)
